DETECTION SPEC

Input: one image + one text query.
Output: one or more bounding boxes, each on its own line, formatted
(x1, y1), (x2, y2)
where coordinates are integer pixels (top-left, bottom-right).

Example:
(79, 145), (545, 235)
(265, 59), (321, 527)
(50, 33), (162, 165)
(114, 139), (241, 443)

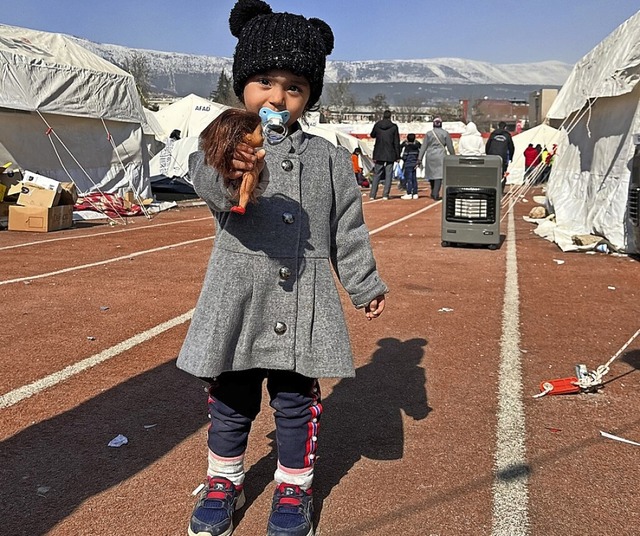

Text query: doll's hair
(200, 108), (262, 177)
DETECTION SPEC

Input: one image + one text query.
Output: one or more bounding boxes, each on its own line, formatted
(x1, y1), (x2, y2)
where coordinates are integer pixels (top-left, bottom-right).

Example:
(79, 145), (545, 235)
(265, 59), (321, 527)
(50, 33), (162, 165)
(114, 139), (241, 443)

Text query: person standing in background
(351, 147), (368, 187)
(485, 121), (514, 192)
(457, 121), (485, 156)
(523, 143), (538, 181)
(417, 117), (455, 201)
(369, 110), (400, 200)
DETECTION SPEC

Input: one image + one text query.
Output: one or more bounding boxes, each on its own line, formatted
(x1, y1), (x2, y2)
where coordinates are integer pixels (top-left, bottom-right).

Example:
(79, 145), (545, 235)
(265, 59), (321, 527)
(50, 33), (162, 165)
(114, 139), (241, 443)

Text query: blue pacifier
(259, 107), (290, 145)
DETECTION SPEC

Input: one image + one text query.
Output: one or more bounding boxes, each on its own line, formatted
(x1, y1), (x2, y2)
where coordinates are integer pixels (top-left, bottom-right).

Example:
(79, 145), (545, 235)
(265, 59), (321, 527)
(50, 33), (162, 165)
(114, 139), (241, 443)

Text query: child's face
(243, 70), (311, 127)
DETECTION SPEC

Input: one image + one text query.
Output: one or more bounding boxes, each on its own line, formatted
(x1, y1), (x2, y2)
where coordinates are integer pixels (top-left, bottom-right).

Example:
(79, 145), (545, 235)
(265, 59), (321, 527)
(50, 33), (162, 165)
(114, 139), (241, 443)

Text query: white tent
(0, 24), (150, 197)
(150, 94), (229, 141)
(544, 10), (640, 253)
(303, 123), (374, 173)
(148, 95), (229, 183)
(506, 124), (562, 184)
(149, 104), (374, 182)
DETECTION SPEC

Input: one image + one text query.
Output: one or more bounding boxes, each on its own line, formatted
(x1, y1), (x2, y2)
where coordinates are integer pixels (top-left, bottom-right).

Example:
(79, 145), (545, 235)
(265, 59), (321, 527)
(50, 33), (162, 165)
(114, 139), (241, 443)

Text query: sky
(1, 1), (638, 65)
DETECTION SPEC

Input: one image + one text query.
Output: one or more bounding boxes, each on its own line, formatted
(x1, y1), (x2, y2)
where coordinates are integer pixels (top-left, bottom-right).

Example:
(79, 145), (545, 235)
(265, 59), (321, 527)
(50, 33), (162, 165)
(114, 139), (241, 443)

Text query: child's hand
(365, 294), (386, 320)
(231, 143), (265, 180)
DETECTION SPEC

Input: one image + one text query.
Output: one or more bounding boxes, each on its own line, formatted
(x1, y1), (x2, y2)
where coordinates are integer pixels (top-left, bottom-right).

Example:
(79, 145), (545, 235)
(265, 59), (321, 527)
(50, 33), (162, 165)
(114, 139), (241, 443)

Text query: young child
(176, 1), (388, 536)
(400, 133), (421, 199)
(351, 147), (367, 187)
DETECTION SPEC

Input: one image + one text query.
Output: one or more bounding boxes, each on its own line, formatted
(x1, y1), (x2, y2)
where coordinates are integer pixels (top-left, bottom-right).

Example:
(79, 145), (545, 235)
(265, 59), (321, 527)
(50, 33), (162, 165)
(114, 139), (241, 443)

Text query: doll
(200, 108), (264, 215)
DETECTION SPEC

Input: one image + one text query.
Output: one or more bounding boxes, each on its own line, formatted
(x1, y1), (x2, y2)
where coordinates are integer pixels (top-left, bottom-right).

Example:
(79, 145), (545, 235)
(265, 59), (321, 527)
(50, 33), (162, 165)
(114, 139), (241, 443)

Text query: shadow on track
(0, 360), (206, 535)
(233, 337), (432, 526)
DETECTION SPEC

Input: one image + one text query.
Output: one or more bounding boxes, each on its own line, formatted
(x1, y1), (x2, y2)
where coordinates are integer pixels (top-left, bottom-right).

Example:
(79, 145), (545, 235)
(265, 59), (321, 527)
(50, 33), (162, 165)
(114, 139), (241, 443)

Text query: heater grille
(630, 186), (640, 226)
(445, 187), (497, 224)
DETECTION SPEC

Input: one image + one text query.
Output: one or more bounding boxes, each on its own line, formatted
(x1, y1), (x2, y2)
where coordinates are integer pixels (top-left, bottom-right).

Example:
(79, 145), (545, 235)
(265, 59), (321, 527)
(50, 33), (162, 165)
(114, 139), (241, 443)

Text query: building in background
(472, 98), (530, 133)
(529, 88), (558, 127)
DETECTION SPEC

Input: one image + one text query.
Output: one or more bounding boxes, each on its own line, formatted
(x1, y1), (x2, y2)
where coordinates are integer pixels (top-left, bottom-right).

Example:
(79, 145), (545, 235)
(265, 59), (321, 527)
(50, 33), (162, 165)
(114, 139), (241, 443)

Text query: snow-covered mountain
(327, 58), (571, 86)
(69, 35), (572, 99)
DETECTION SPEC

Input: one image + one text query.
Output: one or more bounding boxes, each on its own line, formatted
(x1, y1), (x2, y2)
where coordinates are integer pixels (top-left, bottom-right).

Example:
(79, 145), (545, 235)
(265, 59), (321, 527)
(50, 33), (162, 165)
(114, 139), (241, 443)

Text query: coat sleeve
(189, 150), (238, 213)
(330, 146), (389, 308)
(393, 126), (401, 160)
(417, 134), (428, 163)
(485, 134), (494, 154)
(446, 134), (455, 156)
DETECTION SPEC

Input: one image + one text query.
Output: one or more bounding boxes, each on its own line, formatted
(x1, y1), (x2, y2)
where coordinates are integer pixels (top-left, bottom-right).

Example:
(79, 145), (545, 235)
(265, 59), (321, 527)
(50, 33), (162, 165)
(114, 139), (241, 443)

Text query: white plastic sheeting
(150, 94), (229, 141)
(0, 24), (150, 197)
(506, 124), (562, 184)
(0, 24), (144, 123)
(543, 10), (640, 252)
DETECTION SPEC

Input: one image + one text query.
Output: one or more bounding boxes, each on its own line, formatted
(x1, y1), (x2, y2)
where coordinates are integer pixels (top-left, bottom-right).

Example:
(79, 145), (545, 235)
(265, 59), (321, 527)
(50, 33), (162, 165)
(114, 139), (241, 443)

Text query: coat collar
(265, 122), (309, 156)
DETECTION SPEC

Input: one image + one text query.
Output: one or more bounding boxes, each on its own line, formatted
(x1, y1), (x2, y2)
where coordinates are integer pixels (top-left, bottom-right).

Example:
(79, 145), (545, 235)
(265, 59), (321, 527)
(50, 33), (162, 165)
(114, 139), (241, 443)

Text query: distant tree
(368, 93), (389, 121)
(324, 77), (357, 122)
(120, 52), (153, 109)
(471, 99), (492, 132)
(210, 70), (241, 107)
(396, 96), (425, 123)
(430, 101), (462, 122)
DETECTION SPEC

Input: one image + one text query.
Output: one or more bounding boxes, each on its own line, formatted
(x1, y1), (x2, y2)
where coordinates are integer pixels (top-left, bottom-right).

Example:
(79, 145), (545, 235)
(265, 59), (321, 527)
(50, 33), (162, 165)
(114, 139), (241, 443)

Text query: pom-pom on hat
(229, 0), (334, 109)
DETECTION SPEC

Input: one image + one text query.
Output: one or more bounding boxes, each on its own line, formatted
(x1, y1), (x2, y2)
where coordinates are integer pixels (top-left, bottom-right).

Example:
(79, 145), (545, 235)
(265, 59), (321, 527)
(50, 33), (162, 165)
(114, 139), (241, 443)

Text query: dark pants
(370, 161), (394, 199)
(404, 164), (418, 195)
(430, 179), (442, 200)
(207, 369), (321, 470)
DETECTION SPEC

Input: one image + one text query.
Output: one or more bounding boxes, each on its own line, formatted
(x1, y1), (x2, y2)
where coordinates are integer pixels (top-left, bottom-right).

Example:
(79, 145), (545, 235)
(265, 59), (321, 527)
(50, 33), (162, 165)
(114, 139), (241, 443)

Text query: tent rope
(37, 111), (123, 226)
(100, 118), (152, 220)
(499, 96), (601, 223)
(576, 326), (640, 390)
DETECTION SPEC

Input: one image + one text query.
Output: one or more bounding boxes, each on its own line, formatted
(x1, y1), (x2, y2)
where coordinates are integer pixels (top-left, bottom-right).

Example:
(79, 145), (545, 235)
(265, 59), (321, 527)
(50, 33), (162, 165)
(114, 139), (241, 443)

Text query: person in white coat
(457, 121), (486, 156)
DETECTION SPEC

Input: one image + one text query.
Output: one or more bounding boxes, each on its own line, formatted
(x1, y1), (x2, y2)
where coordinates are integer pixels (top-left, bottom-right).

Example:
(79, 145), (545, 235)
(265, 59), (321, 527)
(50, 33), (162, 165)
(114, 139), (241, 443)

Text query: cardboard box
(8, 204), (73, 233)
(22, 170), (62, 192)
(6, 181), (23, 197)
(122, 189), (136, 209)
(17, 183), (62, 208)
(59, 182), (79, 206)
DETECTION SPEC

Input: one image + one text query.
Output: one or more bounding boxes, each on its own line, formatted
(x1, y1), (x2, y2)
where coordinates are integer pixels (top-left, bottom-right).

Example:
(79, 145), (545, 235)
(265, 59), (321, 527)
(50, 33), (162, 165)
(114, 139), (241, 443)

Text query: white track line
(370, 203), (439, 235)
(0, 206), (433, 407)
(1, 202), (440, 286)
(492, 208), (530, 535)
(0, 216), (212, 252)
(0, 310), (194, 409)
(0, 236), (213, 286)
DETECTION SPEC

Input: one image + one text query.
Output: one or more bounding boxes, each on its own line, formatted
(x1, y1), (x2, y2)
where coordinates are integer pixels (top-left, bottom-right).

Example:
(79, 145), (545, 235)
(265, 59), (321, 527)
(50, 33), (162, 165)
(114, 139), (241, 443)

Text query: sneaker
(267, 483), (314, 536)
(400, 194), (413, 200)
(382, 196), (389, 200)
(188, 477), (245, 536)
(412, 194), (419, 199)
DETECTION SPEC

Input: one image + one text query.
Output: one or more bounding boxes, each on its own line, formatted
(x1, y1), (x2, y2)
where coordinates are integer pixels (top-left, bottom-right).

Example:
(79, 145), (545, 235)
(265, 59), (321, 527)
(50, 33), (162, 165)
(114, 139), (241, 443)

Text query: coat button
(281, 159), (293, 171)
(274, 322), (287, 334)
(279, 267), (291, 280)
(282, 212), (294, 224)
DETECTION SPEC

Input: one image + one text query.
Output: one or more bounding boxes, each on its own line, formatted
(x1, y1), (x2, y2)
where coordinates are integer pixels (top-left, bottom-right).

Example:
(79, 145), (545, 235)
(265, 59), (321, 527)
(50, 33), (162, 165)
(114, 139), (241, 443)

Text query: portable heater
(628, 135), (640, 254)
(441, 155), (502, 249)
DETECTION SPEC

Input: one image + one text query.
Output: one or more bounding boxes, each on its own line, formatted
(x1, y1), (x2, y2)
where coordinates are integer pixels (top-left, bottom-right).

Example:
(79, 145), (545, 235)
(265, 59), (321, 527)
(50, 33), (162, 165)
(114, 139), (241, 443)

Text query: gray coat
(417, 127), (455, 180)
(177, 126), (388, 380)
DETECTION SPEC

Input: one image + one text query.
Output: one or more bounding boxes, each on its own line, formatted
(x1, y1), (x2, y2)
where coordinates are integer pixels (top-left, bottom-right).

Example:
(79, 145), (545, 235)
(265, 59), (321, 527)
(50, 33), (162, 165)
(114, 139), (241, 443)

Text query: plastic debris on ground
(108, 434), (128, 447)
(600, 431), (640, 447)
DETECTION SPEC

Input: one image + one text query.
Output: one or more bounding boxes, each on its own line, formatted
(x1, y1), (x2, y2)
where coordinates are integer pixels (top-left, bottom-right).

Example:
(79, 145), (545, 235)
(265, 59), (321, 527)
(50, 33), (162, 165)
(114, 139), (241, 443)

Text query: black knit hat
(229, 0), (334, 108)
